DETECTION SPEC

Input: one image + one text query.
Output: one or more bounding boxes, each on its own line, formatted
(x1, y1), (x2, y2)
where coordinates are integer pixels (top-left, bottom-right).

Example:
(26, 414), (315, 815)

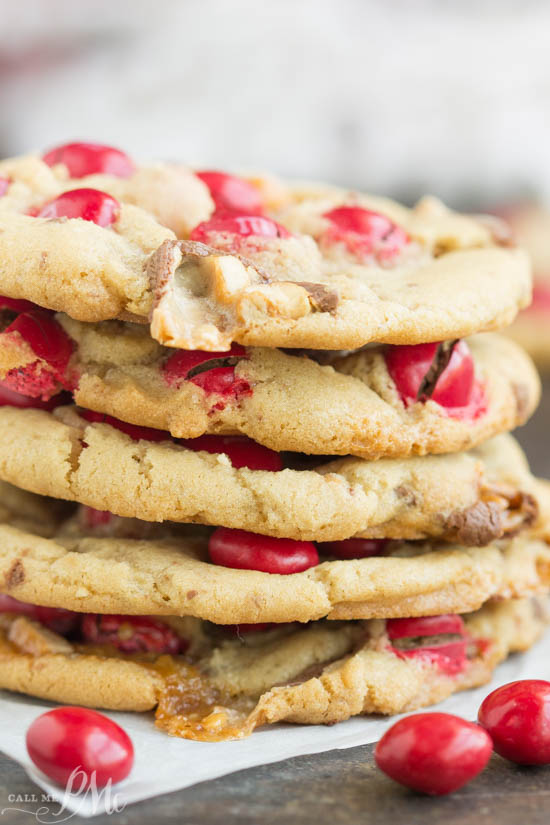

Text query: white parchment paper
(1, 635), (550, 819)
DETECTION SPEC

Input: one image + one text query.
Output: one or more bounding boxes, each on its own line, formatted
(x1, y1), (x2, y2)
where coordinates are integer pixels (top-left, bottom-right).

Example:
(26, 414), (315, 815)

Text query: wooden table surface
(1, 375), (549, 825)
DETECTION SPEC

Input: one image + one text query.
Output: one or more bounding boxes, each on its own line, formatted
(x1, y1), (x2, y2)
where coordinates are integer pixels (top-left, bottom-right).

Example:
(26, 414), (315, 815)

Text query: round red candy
(0, 177), (9, 197)
(322, 206), (409, 262)
(478, 680), (550, 765)
(81, 613), (187, 655)
(26, 707), (134, 790)
(375, 712), (492, 795)
(189, 366), (251, 399)
(79, 409), (171, 442)
(0, 310), (75, 399)
(181, 435), (282, 471)
(42, 141), (135, 179)
(162, 344), (246, 382)
(0, 594), (79, 635)
(0, 296), (42, 313)
(190, 213), (290, 244)
(36, 188), (119, 227)
(385, 340), (475, 408)
(386, 614), (469, 676)
(162, 344), (251, 400)
(318, 538), (388, 559)
(209, 527), (318, 574)
(6, 310), (73, 374)
(81, 506), (115, 529)
(0, 382), (67, 410)
(196, 170), (263, 215)
(386, 614), (466, 641)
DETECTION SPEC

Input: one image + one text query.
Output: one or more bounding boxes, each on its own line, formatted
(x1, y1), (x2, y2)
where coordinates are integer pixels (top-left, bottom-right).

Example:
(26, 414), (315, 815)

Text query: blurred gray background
(0, 0), (549, 208)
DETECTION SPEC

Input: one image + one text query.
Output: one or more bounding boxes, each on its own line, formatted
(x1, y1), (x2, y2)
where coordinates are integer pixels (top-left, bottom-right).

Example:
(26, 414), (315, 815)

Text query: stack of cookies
(0, 142), (548, 741)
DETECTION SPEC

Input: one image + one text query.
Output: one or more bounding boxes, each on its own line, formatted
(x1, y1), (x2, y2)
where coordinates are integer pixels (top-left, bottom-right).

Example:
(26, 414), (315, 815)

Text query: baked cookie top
(0, 480), (548, 624)
(0, 401), (538, 544)
(0, 596), (546, 738)
(0, 145), (531, 349)
(0, 307), (540, 458)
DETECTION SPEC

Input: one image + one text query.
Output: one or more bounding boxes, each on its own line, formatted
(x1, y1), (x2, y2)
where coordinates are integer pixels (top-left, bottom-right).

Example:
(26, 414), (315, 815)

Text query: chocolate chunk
(277, 656), (346, 688)
(293, 282), (339, 313)
(392, 633), (463, 650)
(147, 239), (273, 300)
(452, 485), (538, 544)
(146, 239), (181, 298)
(177, 240), (217, 259)
(5, 559), (25, 588)
(521, 493), (539, 528)
(148, 239), (229, 298)
(395, 485), (418, 507)
(417, 339), (459, 401)
(444, 501), (503, 546)
(502, 492), (538, 536)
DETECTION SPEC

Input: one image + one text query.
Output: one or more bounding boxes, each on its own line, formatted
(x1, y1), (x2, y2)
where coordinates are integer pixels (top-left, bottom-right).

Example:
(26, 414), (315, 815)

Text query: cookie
(0, 482), (548, 623)
(0, 597), (547, 738)
(0, 401), (538, 543)
(0, 152), (213, 241)
(0, 310), (539, 458)
(0, 153), (531, 348)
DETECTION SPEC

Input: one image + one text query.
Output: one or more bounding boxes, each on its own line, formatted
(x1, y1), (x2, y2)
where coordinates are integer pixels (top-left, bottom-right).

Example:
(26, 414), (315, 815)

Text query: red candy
(36, 188), (119, 227)
(0, 594), (79, 635)
(387, 614), (470, 676)
(209, 527), (319, 574)
(387, 614), (465, 640)
(81, 506), (116, 529)
(5, 311), (72, 373)
(0, 177), (9, 197)
(27, 707), (134, 790)
(189, 367), (251, 399)
(80, 409), (171, 442)
(322, 206), (409, 263)
(196, 170), (263, 215)
(162, 344), (251, 401)
(81, 410), (280, 469)
(318, 538), (388, 559)
(190, 214), (290, 244)
(375, 712), (492, 795)
(181, 435), (282, 471)
(162, 344), (246, 381)
(81, 613), (188, 655)
(478, 680), (550, 765)
(1, 311), (74, 399)
(42, 141), (135, 179)
(384, 339), (485, 418)
(0, 383), (67, 410)
(0, 296), (43, 313)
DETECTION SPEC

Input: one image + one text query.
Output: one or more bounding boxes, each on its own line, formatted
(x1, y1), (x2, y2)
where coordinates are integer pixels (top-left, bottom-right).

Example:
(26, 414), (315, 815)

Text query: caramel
(153, 656), (257, 742)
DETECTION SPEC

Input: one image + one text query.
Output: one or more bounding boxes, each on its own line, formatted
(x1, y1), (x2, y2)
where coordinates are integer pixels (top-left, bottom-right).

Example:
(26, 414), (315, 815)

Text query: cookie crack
(64, 428), (87, 493)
